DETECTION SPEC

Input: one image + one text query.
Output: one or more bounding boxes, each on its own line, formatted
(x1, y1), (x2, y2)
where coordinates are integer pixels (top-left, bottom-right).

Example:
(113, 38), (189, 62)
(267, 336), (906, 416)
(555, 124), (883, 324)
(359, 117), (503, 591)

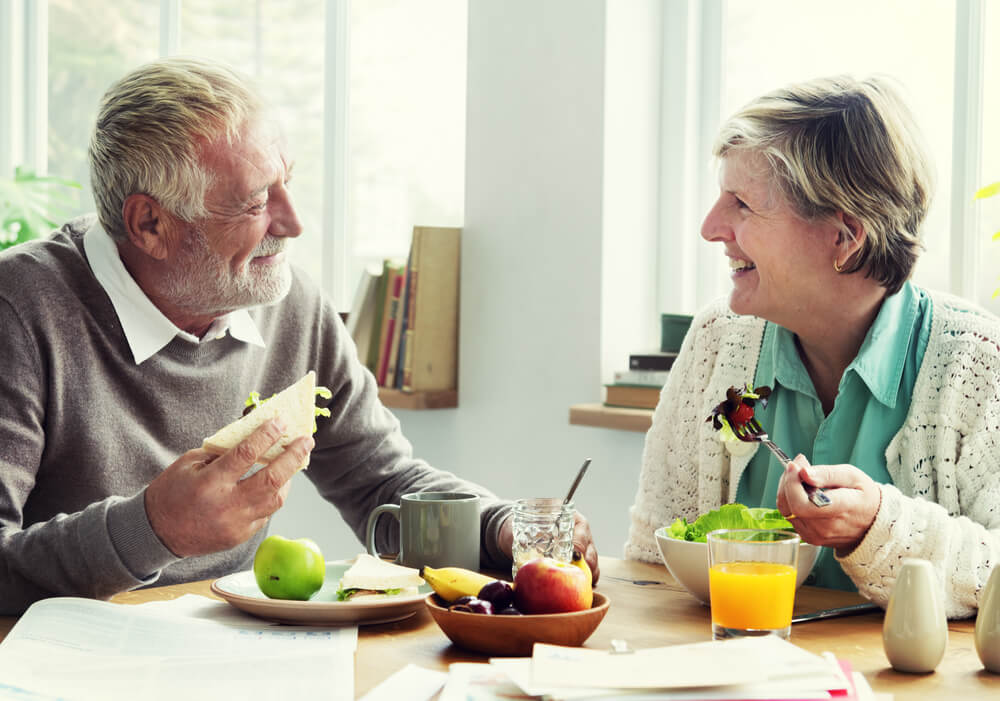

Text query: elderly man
(0, 57), (598, 615)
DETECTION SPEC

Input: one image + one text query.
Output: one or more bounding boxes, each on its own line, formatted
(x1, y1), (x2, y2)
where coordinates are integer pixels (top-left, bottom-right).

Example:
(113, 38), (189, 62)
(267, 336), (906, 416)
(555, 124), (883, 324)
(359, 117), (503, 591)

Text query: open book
(0, 595), (355, 700)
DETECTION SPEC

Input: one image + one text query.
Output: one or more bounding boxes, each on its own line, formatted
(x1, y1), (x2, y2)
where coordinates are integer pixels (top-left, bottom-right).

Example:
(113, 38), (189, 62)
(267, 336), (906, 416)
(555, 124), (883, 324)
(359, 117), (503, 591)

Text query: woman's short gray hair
(713, 75), (933, 294)
(88, 57), (265, 241)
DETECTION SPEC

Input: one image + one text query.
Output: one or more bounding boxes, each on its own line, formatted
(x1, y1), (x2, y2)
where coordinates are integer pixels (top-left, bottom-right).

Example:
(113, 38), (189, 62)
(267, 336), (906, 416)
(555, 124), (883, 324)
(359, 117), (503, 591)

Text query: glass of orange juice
(707, 529), (799, 640)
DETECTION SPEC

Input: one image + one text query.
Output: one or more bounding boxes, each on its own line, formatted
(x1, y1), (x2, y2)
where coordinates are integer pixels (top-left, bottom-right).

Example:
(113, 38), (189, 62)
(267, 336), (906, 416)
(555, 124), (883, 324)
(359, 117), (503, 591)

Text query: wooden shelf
(569, 403), (652, 433)
(379, 388), (458, 410)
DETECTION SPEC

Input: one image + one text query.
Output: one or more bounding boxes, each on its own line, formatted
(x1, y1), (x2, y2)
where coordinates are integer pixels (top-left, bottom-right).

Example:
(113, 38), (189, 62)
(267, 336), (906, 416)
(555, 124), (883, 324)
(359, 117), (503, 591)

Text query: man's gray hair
(713, 75), (933, 294)
(88, 57), (265, 241)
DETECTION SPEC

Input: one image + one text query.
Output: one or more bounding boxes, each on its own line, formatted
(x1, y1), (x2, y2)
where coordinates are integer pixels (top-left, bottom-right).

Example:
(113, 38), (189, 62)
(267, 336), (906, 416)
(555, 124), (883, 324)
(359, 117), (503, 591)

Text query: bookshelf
(379, 388), (458, 410)
(568, 403), (652, 433)
(346, 227), (461, 410)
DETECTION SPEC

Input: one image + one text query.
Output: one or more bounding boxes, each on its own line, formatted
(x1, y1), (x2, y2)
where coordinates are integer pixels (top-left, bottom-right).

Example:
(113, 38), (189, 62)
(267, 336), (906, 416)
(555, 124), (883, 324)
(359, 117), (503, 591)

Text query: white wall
(272, 0), (653, 564)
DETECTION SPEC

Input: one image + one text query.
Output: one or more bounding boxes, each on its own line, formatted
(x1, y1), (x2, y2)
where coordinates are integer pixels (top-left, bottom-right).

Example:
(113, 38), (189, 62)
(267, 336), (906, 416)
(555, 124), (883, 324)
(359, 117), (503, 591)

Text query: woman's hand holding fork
(776, 455), (883, 556)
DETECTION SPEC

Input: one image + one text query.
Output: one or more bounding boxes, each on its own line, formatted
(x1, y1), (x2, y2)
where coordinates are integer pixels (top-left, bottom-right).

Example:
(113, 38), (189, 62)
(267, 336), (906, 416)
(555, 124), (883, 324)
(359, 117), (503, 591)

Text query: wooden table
(2, 557), (996, 699)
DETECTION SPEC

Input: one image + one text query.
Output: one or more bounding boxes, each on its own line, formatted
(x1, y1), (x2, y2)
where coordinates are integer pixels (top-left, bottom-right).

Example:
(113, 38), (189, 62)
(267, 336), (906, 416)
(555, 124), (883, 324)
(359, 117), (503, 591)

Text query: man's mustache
(252, 237), (286, 257)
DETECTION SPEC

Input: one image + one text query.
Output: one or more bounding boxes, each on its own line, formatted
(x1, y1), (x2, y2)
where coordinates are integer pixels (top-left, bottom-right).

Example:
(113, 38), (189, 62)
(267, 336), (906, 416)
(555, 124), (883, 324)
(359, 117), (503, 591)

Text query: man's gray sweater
(0, 219), (511, 614)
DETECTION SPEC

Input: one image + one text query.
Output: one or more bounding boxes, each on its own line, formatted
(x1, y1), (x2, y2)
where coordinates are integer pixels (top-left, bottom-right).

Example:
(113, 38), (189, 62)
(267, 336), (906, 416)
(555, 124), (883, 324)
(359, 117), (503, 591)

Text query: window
(49, 1), (159, 193)
(10, 0), (466, 309)
(344, 0), (467, 298)
(979, 2), (1000, 305)
(177, 0), (326, 291)
(8, 1), (1000, 328)
(663, 0), (997, 318)
(724, 0), (955, 297)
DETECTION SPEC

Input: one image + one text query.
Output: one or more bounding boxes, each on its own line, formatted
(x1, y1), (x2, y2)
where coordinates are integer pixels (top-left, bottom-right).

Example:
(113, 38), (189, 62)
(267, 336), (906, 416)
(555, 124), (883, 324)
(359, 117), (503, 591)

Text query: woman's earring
(833, 258), (844, 273)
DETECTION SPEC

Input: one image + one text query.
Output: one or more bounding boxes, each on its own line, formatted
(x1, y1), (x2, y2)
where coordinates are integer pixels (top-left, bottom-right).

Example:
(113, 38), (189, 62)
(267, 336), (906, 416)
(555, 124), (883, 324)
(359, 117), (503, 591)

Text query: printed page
(0, 596), (357, 701)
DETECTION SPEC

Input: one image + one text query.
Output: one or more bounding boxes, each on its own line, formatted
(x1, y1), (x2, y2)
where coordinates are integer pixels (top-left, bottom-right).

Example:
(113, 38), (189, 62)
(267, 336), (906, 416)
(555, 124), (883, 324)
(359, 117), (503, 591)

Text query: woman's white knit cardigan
(625, 290), (1000, 619)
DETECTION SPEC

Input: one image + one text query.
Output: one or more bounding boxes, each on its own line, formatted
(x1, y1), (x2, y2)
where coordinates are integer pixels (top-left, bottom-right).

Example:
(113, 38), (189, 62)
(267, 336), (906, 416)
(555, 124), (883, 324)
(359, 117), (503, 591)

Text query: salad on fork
(707, 384), (832, 508)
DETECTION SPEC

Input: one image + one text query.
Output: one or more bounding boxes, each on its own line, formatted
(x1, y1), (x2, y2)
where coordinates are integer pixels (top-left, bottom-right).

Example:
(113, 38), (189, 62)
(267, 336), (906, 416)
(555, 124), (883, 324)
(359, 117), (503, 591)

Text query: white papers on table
(439, 636), (869, 701)
(0, 595), (358, 701)
(129, 591), (287, 627)
(529, 637), (842, 692)
(439, 663), (540, 701)
(358, 663), (447, 701)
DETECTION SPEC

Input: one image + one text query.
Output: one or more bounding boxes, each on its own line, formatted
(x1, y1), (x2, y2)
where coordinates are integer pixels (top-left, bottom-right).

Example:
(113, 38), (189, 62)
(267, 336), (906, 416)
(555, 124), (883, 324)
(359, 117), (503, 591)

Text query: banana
(419, 565), (496, 603)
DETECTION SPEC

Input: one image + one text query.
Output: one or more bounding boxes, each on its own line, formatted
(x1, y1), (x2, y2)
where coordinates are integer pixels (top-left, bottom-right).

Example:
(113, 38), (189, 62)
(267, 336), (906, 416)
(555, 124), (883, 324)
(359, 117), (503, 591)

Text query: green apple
(253, 535), (325, 600)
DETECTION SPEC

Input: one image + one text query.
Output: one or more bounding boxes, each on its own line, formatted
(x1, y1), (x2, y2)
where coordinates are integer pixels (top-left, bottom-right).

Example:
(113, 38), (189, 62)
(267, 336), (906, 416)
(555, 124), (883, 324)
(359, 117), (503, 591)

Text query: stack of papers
(432, 636), (881, 700)
(0, 595), (358, 701)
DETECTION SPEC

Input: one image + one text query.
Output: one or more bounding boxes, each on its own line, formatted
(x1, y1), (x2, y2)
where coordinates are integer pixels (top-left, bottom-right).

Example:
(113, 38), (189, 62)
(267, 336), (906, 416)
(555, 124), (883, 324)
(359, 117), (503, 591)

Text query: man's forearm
(0, 495), (168, 615)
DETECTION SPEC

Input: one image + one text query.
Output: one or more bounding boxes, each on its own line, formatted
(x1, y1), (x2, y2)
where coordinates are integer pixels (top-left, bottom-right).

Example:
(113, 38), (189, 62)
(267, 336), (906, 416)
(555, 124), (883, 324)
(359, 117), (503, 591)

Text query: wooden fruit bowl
(424, 592), (610, 657)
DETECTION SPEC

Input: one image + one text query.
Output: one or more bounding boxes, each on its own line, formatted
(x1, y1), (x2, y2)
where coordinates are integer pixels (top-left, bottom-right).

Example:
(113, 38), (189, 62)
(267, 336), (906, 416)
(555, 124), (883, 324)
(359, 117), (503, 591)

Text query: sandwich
(202, 370), (331, 472)
(336, 553), (425, 601)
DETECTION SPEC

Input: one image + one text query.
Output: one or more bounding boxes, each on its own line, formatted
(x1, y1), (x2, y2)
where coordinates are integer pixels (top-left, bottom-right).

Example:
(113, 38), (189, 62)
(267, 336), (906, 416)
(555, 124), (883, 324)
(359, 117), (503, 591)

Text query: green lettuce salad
(665, 503), (793, 542)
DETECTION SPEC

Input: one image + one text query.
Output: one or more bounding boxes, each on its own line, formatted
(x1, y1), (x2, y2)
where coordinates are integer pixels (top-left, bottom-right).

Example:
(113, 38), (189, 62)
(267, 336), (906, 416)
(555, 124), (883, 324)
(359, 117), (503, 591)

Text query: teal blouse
(736, 281), (933, 590)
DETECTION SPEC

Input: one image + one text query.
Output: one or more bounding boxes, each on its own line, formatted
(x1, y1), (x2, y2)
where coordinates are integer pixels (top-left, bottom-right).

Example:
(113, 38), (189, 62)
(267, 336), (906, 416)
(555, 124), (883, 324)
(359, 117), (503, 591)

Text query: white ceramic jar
(975, 565), (1000, 673)
(882, 558), (948, 673)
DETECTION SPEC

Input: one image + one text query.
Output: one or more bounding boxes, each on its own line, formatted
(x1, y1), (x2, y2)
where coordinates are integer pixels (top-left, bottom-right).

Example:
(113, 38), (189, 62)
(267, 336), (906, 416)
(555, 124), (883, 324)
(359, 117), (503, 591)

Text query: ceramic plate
(211, 558), (431, 626)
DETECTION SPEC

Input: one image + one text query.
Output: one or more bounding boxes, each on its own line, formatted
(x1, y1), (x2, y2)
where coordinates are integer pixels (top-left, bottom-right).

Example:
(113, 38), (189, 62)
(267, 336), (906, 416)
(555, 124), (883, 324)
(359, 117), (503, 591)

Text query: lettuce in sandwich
(335, 553), (424, 601)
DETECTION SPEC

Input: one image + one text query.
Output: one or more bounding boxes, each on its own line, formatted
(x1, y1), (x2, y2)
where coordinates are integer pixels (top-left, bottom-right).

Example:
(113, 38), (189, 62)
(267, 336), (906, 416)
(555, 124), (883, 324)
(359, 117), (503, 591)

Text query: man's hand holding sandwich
(145, 420), (314, 558)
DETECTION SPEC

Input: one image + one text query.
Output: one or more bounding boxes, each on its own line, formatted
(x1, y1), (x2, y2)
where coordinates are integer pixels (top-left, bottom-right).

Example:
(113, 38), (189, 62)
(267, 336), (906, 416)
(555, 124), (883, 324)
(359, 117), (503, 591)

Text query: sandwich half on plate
(336, 553), (425, 601)
(202, 370), (330, 473)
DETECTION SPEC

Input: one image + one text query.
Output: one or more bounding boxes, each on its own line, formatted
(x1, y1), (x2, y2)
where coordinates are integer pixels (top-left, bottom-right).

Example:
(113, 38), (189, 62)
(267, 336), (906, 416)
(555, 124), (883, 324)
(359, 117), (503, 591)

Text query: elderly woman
(625, 75), (1000, 619)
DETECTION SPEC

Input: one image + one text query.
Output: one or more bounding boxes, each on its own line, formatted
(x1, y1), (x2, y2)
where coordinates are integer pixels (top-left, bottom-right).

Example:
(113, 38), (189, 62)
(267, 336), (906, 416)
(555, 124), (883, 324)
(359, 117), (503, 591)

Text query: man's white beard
(160, 225), (292, 316)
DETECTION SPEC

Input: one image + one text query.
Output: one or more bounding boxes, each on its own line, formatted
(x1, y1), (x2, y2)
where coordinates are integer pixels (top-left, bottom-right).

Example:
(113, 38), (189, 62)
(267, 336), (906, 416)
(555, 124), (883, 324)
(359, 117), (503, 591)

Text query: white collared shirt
(83, 223), (266, 364)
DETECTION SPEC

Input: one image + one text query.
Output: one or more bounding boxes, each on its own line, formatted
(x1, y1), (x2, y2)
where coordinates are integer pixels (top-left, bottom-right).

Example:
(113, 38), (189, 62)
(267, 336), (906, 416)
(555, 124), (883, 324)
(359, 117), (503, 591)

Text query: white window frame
(950, 0), (985, 301)
(656, 0), (726, 316)
(322, 0), (350, 307)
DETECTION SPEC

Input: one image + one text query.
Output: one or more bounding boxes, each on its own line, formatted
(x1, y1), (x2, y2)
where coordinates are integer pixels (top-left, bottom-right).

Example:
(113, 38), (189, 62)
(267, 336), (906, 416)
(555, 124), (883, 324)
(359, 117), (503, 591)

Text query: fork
(733, 418), (833, 508)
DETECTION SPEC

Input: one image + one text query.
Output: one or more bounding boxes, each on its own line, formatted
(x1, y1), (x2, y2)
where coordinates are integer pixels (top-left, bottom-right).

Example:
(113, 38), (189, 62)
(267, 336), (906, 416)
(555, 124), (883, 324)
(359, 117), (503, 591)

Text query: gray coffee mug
(366, 491), (480, 570)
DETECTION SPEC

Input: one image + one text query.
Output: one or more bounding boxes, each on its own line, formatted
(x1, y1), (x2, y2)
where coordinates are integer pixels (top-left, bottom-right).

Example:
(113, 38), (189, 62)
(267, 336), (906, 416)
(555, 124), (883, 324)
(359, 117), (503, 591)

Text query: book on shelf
(393, 242), (418, 389)
(376, 264), (406, 387)
(383, 265), (409, 389)
(604, 383), (661, 410)
(400, 226), (461, 393)
(344, 264), (382, 365)
(612, 368), (669, 387)
(365, 260), (393, 373)
(629, 351), (678, 371)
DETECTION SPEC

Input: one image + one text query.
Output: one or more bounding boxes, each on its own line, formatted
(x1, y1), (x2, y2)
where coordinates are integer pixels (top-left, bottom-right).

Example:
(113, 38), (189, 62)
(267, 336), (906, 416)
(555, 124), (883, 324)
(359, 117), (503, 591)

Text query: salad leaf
(335, 586), (403, 601)
(243, 385), (333, 432)
(747, 507), (795, 531)
(312, 387), (332, 431)
(663, 504), (793, 542)
(667, 518), (691, 540)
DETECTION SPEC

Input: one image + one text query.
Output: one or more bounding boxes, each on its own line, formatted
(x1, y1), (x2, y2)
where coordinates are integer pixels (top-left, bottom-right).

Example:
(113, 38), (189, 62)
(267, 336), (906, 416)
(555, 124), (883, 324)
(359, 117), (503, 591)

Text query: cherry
(728, 402), (755, 427)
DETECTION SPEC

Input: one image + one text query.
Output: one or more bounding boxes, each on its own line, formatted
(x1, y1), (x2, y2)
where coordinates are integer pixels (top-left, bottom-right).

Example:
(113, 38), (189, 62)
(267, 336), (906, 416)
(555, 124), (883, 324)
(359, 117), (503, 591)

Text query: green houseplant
(0, 166), (81, 251)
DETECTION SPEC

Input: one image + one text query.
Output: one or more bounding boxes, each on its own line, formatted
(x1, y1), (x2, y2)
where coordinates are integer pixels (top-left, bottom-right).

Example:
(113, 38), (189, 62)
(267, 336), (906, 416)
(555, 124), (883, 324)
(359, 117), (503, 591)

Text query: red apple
(513, 557), (593, 614)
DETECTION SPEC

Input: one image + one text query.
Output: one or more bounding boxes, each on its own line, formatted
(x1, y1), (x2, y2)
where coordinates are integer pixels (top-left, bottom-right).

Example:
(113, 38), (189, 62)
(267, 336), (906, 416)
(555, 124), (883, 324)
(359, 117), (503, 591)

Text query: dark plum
(448, 597), (494, 615)
(496, 606), (523, 615)
(477, 580), (515, 610)
(466, 599), (494, 615)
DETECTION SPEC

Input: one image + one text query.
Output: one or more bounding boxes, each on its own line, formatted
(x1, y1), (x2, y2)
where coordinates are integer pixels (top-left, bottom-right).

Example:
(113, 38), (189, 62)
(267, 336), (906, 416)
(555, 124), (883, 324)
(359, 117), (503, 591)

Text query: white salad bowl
(654, 526), (821, 605)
